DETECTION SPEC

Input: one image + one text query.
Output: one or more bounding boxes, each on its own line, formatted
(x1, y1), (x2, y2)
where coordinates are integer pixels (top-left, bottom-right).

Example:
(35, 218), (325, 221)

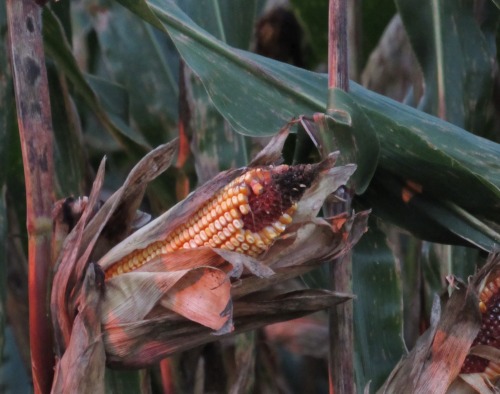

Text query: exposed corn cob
(105, 165), (315, 279)
(461, 275), (500, 376)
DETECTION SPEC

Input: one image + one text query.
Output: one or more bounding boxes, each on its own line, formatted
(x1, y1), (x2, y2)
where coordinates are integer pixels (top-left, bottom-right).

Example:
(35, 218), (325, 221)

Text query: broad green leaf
(184, 67), (248, 183)
(49, 0), (72, 42)
(86, 76), (129, 121)
(420, 244), (481, 321)
(360, 0), (397, 67)
(174, 1), (264, 179)
(0, 188), (5, 389)
(47, 65), (86, 196)
(396, 233), (422, 350)
(176, 0), (265, 49)
(351, 87), (500, 223)
(0, 0), (9, 188)
(88, 1), (179, 146)
(492, 0), (500, 9)
(42, 9), (149, 152)
(0, 3), (6, 358)
(326, 73), (378, 196)
(353, 218), (406, 392)
(289, 0), (328, 65)
(116, 0), (500, 246)
(360, 174), (465, 245)
(305, 89), (380, 194)
(410, 198), (500, 251)
(362, 171), (500, 251)
(115, 0), (327, 133)
(396, 0), (496, 133)
(0, 5), (27, 387)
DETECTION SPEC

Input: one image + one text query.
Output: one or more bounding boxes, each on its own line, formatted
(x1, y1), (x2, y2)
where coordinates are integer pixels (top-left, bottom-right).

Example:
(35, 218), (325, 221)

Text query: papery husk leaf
(159, 267), (232, 331)
(52, 158), (107, 353)
(379, 279), (481, 394)
(133, 248), (224, 273)
(233, 290), (353, 316)
(214, 249), (275, 278)
(103, 289), (350, 367)
(468, 345), (500, 364)
(292, 158), (354, 223)
(51, 197), (90, 264)
(51, 264), (105, 394)
(99, 152), (354, 272)
(82, 139), (179, 262)
(51, 140), (178, 353)
(96, 131), (367, 367)
(230, 211), (369, 299)
(101, 208), (365, 366)
(450, 373), (496, 394)
(448, 254), (500, 393)
(104, 266), (231, 331)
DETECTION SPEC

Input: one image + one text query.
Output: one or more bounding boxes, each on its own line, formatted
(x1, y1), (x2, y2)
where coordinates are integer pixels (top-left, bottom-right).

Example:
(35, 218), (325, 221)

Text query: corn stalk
(6, 0), (55, 393)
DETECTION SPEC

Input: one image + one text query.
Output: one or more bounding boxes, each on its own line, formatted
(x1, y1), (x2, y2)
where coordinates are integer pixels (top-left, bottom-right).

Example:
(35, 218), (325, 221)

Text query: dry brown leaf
(381, 255), (500, 394)
(104, 288), (352, 367)
(51, 264), (105, 394)
(50, 140), (178, 394)
(51, 158), (107, 353)
(379, 282), (480, 394)
(451, 254), (500, 393)
(51, 141), (179, 354)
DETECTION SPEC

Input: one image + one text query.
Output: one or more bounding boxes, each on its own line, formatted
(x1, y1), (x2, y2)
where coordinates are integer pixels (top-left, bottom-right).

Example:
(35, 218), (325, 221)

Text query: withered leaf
(51, 264), (105, 394)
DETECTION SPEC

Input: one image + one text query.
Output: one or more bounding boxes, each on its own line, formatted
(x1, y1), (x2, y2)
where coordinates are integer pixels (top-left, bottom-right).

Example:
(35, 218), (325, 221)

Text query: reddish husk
(380, 254), (500, 394)
(50, 127), (368, 386)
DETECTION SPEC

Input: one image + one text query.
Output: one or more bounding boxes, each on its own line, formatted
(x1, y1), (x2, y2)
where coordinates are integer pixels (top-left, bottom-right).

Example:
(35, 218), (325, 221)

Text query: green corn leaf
(353, 218), (406, 392)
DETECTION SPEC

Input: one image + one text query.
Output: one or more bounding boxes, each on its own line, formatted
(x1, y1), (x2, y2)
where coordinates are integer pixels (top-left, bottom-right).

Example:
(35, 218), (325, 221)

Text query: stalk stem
(327, 0), (354, 393)
(6, 1), (55, 392)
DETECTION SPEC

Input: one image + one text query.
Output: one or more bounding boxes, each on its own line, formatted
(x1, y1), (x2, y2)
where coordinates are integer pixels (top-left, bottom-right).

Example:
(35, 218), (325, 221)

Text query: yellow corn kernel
(239, 204), (250, 215)
(104, 167), (305, 279)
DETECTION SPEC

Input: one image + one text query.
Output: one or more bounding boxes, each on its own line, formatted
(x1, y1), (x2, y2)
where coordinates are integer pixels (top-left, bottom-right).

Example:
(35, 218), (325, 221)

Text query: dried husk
(449, 254), (500, 394)
(51, 264), (105, 394)
(50, 141), (179, 393)
(51, 140), (179, 353)
(95, 127), (367, 366)
(104, 288), (354, 368)
(51, 128), (368, 375)
(380, 254), (500, 394)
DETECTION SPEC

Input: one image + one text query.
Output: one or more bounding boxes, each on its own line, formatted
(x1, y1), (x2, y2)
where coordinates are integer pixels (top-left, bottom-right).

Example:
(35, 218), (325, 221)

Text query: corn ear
(105, 164), (317, 279)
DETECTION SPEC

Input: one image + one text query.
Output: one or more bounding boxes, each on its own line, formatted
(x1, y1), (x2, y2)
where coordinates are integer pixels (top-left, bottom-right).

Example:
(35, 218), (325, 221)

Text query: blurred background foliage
(1, 0), (500, 392)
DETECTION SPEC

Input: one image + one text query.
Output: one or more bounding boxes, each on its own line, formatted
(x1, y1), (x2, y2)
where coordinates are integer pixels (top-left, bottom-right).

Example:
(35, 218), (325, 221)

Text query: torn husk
(51, 127), (368, 372)
(97, 129), (367, 367)
(51, 140), (179, 355)
(452, 253), (500, 393)
(379, 254), (500, 394)
(51, 264), (105, 394)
